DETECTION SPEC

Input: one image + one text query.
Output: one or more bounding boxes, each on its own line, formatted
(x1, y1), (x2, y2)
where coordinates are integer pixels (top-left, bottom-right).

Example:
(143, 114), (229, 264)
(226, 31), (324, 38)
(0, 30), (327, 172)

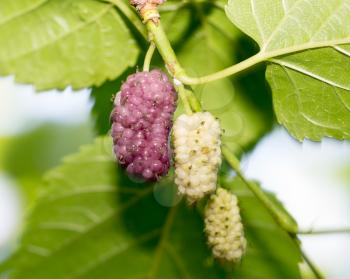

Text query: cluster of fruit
(111, 69), (246, 263)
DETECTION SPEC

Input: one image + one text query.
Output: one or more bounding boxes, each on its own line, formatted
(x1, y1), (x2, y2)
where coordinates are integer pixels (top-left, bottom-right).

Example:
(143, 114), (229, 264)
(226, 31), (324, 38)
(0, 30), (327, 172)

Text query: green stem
(298, 227), (350, 235)
(300, 248), (324, 279)
(146, 21), (187, 79)
(143, 42), (156, 71)
(108, 0), (147, 39)
(145, 16), (265, 85)
(144, 22), (192, 113)
(144, 11), (263, 86)
(175, 82), (193, 115)
(179, 53), (265, 85)
(185, 89), (202, 112)
(222, 145), (298, 234)
(145, 18), (266, 86)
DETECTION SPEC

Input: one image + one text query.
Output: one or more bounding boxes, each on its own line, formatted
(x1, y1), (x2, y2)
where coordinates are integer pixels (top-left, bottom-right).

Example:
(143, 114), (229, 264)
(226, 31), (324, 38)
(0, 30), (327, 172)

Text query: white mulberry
(204, 188), (246, 263)
(173, 112), (221, 203)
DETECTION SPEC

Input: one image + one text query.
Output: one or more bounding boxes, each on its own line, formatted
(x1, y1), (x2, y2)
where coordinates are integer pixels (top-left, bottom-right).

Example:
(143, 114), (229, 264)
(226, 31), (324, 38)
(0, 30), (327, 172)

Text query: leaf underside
(226, 0), (350, 140)
(0, 0), (139, 90)
(2, 137), (302, 279)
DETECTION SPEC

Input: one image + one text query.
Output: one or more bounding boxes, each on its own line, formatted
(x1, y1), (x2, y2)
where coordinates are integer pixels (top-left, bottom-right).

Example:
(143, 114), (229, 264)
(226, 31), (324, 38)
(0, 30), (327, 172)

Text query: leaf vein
(37, 222), (86, 233)
(280, 64), (345, 131)
(333, 45), (350, 57)
(1, 4), (112, 64)
(0, 0), (48, 26)
(26, 245), (51, 257)
(25, 186), (153, 264)
(165, 243), (192, 279)
(270, 58), (350, 91)
(74, 229), (161, 279)
(310, 0), (347, 41)
(148, 205), (178, 278)
(261, 0), (302, 50)
(45, 185), (142, 202)
(250, 0), (265, 42)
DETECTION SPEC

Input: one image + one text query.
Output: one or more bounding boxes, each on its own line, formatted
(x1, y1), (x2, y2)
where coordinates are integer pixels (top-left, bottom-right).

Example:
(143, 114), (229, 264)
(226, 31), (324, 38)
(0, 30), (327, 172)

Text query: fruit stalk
(146, 21), (187, 80)
(143, 42), (156, 72)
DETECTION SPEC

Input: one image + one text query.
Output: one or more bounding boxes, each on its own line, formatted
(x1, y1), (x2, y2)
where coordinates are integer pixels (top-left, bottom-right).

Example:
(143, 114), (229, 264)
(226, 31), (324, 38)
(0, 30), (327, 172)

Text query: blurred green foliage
(0, 122), (94, 205)
(2, 137), (302, 279)
(1, 0), (349, 278)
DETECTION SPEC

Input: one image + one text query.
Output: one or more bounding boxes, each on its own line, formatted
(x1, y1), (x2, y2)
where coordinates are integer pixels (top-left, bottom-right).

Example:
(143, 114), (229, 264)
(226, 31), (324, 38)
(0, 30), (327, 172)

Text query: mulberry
(173, 112), (221, 203)
(204, 188), (246, 263)
(111, 69), (177, 181)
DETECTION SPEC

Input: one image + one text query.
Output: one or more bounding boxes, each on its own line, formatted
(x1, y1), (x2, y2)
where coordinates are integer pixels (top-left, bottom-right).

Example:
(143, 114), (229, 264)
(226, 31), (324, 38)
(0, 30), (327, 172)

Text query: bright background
(0, 77), (349, 278)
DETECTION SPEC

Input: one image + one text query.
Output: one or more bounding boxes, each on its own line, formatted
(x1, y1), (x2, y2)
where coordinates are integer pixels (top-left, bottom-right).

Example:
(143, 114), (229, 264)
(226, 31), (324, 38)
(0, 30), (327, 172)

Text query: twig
(298, 227), (350, 235)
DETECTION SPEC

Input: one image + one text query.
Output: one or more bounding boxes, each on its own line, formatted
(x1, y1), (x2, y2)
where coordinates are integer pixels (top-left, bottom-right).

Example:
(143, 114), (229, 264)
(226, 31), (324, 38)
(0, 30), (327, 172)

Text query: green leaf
(226, 0), (350, 140)
(177, 7), (273, 152)
(2, 137), (302, 278)
(0, 0), (139, 90)
(90, 68), (134, 135)
(160, 1), (193, 45)
(1, 123), (93, 178)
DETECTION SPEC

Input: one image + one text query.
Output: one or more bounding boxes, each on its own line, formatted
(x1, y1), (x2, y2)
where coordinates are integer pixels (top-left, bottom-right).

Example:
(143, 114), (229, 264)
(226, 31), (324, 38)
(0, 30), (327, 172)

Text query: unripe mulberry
(173, 112), (221, 203)
(111, 69), (177, 181)
(204, 188), (246, 263)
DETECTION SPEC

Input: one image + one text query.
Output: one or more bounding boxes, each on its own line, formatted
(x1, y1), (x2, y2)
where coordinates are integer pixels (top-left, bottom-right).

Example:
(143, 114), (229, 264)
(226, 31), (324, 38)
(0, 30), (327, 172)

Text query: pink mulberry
(111, 69), (177, 181)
